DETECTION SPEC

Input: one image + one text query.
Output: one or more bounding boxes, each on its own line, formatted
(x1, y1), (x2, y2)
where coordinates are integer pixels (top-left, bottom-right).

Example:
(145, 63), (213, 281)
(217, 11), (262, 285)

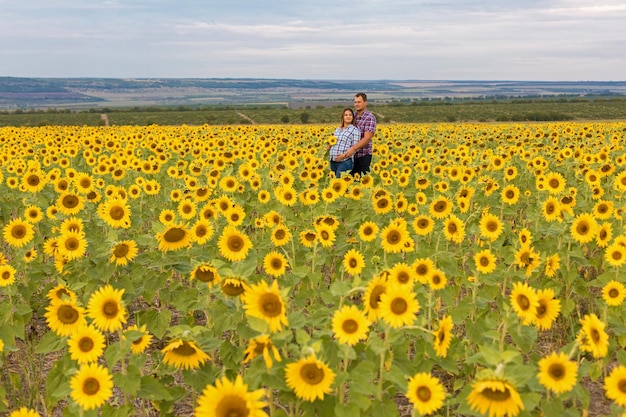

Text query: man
(342, 93), (376, 177)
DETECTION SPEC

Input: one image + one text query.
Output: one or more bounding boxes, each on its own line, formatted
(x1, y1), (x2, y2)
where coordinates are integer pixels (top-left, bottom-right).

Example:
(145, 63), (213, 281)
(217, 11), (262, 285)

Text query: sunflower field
(1, 121), (626, 417)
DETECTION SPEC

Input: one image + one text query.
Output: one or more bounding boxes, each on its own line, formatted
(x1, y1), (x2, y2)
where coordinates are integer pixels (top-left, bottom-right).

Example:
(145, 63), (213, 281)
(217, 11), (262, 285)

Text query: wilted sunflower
(466, 377), (524, 417)
(218, 226), (253, 262)
(3, 218), (34, 248)
(124, 324), (152, 354)
(56, 231), (88, 261)
(0, 264), (17, 287)
(243, 334), (282, 369)
(285, 355), (336, 402)
(406, 372), (446, 416)
(195, 375), (268, 417)
(443, 214), (466, 244)
(68, 325), (106, 364)
(69, 363), (114, 410)
(331, 305), (370, 346)
(533, 288), (561, 331)
(242, 280), (288, 333)
(474, 249), (497, 274)
(342, 248), (365, 276)
(162, 339), (211, 370)
(602, 280), (626, 306)
(479, 212), (504, 242)
(378, 284), (420, 329)
(537, 351), (578, 394)
(363, 274), (388, 321)
(97, 197), (131, 229)
(510, 281), (539, 324)
(604, 365), (626, 407)
(570, 212), (598, 244)
(45, 300), (88, 337)
(263, 251), (289, 277)
(87, 285), (127, 333)
(109, 240), (138, 266)
(157, 223), (191, 252)
(577, 313), (609, 359)
(358, 221), (379, 242)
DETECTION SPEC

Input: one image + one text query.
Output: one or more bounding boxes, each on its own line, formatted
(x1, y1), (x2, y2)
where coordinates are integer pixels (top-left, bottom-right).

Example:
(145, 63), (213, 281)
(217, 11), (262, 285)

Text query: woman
(329, 108), (360, 178)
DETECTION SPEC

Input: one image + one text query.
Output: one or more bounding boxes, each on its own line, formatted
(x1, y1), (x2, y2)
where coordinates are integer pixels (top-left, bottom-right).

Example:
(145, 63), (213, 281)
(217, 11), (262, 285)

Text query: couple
(329, 93), (377, 178)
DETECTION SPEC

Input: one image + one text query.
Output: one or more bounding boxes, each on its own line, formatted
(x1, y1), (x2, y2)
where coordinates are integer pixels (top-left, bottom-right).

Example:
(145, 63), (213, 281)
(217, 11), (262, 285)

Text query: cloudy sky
(1, 0), (625, 80)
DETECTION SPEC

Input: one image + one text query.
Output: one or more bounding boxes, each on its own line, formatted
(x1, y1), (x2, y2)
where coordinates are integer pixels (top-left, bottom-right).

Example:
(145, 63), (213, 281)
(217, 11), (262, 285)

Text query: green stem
(378, 327), (390, 401)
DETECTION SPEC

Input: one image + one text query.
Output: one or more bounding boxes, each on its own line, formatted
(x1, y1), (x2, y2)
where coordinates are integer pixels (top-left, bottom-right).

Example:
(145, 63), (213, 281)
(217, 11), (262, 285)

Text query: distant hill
(1, 77), (625, 110)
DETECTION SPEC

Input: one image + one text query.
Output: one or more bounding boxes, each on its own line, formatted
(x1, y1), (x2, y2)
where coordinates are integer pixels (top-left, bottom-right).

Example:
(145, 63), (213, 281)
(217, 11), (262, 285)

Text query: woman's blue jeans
(330, 158), (353, 178)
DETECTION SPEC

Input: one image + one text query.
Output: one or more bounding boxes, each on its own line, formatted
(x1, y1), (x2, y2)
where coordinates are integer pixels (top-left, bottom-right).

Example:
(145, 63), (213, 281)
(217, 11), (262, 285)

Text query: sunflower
(97, 197), (131, 229)
(331, 305), (370, 346)
(543, 253), (561, 278)
(177, 199), (197, 220)
(285, 355), (336, 402)
(274, 185), (297, 207)
(388, 262), (415, 287)
(0, 264), (17, 287)
(159, 209), (177, 225)
(537, 351), (578, 394)
(68, 325), (106, 364)
(428, 268), (447, 291)
(406, 372), (446, 416)
(190, 219), (215, 245)
(479, 212), (504, 242)
(429, 196), (453, 219)
(466, 377), (524, 417)
(602, 280), (626, 306)
(57, 192), (84, 216)
(604, 365), (626, 407)
(221, 277), (249, 299)
(363, 274), (388, 321)
(157, 223), (191, 252)
(433, 315), (454, 358)
(195, 375), (268, 417)
(124, 324), (152, 354)
(358, 221), (379, 242)
(60, 216), (84, 235)
(541, 197), (562, 222)
(544, 171), (566, 195)
(56, 231), (88, 261)
(604, 242), (626, 268)
(23, 247), (37, 263)
(218, 226), (253, 262)
(378, 284), (419, 329)
(242, 280), (288, 333)
(87, 285), (127, 333)
(162, 339), (211, 370)
(298, 229), (317, 248)
(315, 223), (336, 248)
(342, 248), (365, 276)
(577, 313), (609, 358)
(443, 214), (466, 244)
(372, 195), (393, 215)
(380, 222), (409, 254)
(46, 284), (77, 304)
(24, 205), (44, 223)
(501, 184), (520, 205)
(413, 258), (435, 284)
(510, 281), (539, 325)
(412, 215), (435, 236)
(109, 240), (138, 266)
(262, 251), (289, 278)
(533, 288), (561, 331)
(8, 407), (40, 417)
(3, 218), (35, 248)
(513, 244), (541, 277)
(45, 300), (87, 337)
(570, 212), (598, 244)
(243, 334), (282, 369)
(270, 224), (292, 247)
(474, 249), (497, 274)
(595, 222), (613, 247)
(69, 363), (113, 410)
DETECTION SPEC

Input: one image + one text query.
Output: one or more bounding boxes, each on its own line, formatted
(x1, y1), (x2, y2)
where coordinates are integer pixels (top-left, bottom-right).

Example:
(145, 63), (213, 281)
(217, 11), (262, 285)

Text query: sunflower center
(416, 386), (432, 402)
(536, 302), (547, 318)
(114, 244), (130, 258)
(2, 271), (11, 280)
(300, 363), (325, 385)
(110, 206), (125, 220)
(260, 293), (282, 317)
(271, 258), (283, 270)
(65, 237), (80, 251)
(27, 175), (40, 186)
(397, 271), (410, 284)
(79, 336), (95, 352)
(377, 199), (389, 209)
(274, 229), (286, 240)
(480, 387), (511, 402)
(609, 288), (619, 298)
(590, 328), (600, 343)
(349, 258), (358, 268)
(363, 226), (374, 236)
(390, 297), (408, 315)
(195, 226), (208, 237)
(432, 274), (442, 285)
(386, 230), (402, 244)
(173, 341), (197, 356)
(517, 295), (530, 310)
(548, 363), (565, 380)
(447, 223), (457, 234)
(342, 319), (359, 334)
(619, 380), (626, 394)
(196, 268), (216, 283)
(164, 227), (186, 243)
(369, 285), (386, 309)
(216, 394), (250, 417)
(506, 190), (515, 198)
(182, 205), (192, 214)
(222, 281), (245, 296)
(11, 225), (26, 239)
(227, 235), (244, 252)
(82, 377), (101, 396)
(58, 304), (80, 324)
(546, 203), (556, 214)
(576, 222), (590, 235)
(480, 256), (490, 267)
(102, 301), (119, 318)
(548, 179), (560, 188)
(62, 195), (79, 208)
(434, 202), (447, 212)
(437, 328), (446, 343)
(612, 251), (622, 261)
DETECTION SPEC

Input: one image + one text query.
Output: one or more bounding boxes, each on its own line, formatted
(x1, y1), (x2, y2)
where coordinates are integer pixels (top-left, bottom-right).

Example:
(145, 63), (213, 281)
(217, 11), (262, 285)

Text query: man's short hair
(355, 93), (367, 101)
